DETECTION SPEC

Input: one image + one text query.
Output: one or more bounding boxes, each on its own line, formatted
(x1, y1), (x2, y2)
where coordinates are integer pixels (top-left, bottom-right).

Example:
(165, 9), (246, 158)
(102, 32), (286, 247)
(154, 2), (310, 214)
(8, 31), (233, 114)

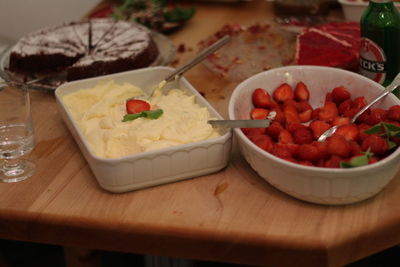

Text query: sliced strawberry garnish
(331, 86), (351, 104)
(294, 81), (310, 101)
(273, 83), (294, 102)
(250, 108), (269, 120)
(126, 99), (151, 114)
(252, 88), (272, 108)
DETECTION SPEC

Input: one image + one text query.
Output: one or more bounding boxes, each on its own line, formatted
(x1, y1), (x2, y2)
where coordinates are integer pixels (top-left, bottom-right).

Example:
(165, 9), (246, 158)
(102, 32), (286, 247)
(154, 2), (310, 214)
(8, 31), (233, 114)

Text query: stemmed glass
(0, 81), (35, 182)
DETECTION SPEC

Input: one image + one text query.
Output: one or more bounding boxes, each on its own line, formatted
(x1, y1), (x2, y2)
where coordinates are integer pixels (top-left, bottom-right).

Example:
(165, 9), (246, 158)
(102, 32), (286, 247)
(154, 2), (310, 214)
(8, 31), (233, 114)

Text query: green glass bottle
(360, 0), (400, 96)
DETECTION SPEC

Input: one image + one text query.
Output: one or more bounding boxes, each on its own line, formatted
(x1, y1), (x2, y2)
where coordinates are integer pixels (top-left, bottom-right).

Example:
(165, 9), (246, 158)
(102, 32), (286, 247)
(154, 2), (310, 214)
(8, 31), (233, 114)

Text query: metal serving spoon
(318, 72), (400, 142)
(142, 35), (231, 99)
(208, 111), (277, 128)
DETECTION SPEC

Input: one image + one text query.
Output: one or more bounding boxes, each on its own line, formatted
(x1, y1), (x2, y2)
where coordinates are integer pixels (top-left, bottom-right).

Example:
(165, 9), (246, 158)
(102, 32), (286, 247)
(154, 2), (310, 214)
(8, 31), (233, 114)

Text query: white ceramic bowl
(228, 65), (400, 205)
(55, 66), (232, 193)
(339, 0), (400, 22)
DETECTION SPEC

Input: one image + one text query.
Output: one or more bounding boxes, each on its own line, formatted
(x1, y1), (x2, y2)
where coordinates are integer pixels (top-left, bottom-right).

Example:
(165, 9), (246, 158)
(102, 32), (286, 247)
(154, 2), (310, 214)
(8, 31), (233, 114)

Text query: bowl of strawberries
(229, 65), (400, 205)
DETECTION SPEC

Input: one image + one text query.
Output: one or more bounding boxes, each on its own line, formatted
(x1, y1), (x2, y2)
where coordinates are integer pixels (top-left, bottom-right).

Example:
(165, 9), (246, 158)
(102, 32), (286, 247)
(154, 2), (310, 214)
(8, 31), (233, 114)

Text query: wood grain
(1, 1), (400, 267)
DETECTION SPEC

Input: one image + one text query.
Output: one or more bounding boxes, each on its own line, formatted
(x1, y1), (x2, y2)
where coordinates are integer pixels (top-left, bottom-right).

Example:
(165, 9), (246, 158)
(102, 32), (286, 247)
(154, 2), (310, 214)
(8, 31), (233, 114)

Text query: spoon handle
(352, 72), (400, 123)
(164, 35), (231, 83)
(208, 119), (272, 128)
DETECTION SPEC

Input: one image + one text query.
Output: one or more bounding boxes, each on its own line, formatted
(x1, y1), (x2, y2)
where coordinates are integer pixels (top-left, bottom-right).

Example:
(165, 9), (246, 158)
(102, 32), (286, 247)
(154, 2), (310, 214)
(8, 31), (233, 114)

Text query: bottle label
(359, 37), (387, 84)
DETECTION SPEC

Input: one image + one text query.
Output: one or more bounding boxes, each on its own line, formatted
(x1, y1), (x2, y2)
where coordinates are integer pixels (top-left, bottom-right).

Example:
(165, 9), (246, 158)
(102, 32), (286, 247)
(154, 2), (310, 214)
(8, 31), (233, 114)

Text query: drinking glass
(0, 81), (35, 182)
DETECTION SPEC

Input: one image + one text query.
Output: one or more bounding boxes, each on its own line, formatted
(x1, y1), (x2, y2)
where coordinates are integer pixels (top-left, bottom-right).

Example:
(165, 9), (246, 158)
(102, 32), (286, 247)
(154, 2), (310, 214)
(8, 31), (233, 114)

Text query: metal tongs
(208, 111), (277, 128)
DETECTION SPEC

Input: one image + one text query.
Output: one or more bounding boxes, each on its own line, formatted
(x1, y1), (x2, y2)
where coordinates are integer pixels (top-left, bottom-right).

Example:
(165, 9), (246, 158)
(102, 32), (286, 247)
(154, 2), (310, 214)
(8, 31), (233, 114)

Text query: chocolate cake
(8, 18), (159, 81)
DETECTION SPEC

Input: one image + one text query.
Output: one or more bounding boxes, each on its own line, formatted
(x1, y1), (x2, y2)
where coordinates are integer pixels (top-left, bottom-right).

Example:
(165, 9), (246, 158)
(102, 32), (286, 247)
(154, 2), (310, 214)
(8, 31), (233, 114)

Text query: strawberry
(284, 143), (300, 157)
(278, 129), (294, 144)
(299, 109), (312, 123)
(286, 123), (307, 134)
(297, 101), (313, 113)
(334, 124), (359, 141)
(353, 96), (367, 109)
(311, 108), (321, 120)
(324, 155), (342, 168)
(271, 108), (286, 125)
(325, 92), (333, 103)
(309, 120), (331, 139)
(284, 105), (301, 125)
(327, 135), (351, 158)
(251, 134), (274, 152)
(283, 99), (298, 110)
(358, 123), (372, 142)
(243, 128), (266, 140)
(312, 141), (328, 160)
(294, 81), (310, 101)
(252, 88), (272, 108)
(368, 157), (379, 165)
(293, 127), (313, 144)
(338, 99), (353, 115)
(387, 105), (400, 121)
(332, 116), (351, 126)
(250, 108), (269, 120)
(298, 144), (321, 162)
(272, 143), (294, 159)
(318, 101), (338, 122)
(349, 141), (362, 156)
(126, 99), (151, 114)
(273, 83), (294, 102)
(361, 134), (388, 155)
(266, 121), (284, 140)
(331, 86), (351, 104)
(364, 108), (387, 125)
(343, 108), (359, 120)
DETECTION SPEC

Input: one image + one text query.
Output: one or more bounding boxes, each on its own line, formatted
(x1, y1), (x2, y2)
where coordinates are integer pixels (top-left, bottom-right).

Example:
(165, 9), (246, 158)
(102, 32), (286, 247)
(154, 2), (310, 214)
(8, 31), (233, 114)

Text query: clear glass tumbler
(0, 81), (35, 182)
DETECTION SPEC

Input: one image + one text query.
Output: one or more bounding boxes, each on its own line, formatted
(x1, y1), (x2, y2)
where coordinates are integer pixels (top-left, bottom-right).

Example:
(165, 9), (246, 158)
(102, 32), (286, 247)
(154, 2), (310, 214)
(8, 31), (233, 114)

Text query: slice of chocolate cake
(8, 18), (159, 82)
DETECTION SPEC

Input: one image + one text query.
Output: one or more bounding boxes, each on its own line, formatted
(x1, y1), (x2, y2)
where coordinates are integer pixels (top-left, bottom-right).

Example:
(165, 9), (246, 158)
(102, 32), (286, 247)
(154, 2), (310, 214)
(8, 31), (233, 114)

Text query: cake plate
(0, 31), (176, 91)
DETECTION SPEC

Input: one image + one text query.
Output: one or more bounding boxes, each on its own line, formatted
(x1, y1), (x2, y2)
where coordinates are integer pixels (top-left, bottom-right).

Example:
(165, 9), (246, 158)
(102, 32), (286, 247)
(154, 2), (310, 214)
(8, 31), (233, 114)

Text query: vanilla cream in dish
(62, 80), (220, 158)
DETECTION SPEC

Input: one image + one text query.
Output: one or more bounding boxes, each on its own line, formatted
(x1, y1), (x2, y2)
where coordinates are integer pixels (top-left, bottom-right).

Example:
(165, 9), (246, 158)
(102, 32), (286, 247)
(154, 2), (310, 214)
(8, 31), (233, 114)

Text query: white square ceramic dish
(55, 66), (232, 193)
(339, 0), (400, 22)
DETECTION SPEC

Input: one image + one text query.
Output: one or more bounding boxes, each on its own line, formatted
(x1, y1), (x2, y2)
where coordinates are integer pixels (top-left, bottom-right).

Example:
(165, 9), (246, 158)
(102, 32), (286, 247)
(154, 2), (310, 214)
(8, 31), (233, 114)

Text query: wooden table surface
(2, 1), (400, 267)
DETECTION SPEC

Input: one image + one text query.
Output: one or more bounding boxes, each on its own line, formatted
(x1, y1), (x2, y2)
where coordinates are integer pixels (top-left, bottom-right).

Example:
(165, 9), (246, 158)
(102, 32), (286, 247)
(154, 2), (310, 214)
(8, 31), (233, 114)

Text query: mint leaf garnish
(388, 140), (397, 150)
(340, 150), (374, 168)
(364, 124), (382, 134)
(122, 109), (163, 122)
